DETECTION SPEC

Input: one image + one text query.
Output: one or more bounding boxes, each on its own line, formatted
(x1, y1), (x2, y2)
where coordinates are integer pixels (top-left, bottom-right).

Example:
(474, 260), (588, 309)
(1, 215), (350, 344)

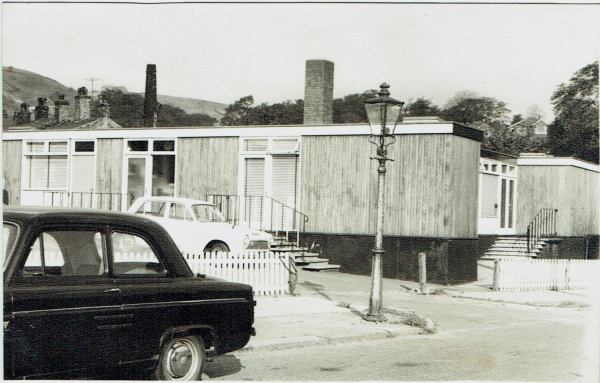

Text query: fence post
(565, 259), (570, 290)
(418, 252), (428, 294)
(493, 259), (500, 291)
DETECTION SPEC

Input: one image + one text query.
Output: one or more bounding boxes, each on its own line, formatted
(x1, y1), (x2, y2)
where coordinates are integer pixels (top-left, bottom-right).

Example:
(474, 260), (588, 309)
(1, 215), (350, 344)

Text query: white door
(498, 177), (516, 235)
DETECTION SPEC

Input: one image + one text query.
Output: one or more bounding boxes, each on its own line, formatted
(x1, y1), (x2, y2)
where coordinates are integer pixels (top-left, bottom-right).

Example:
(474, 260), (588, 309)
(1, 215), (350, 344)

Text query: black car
(3, 206), (255, 380)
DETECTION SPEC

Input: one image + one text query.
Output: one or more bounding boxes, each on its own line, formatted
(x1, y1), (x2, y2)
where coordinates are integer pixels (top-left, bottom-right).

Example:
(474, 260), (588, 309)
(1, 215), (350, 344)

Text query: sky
(2, 2), (599, 121)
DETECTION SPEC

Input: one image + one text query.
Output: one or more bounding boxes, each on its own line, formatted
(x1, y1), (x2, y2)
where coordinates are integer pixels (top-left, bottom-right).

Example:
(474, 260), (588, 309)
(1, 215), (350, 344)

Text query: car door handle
(104, 288), (120, 293)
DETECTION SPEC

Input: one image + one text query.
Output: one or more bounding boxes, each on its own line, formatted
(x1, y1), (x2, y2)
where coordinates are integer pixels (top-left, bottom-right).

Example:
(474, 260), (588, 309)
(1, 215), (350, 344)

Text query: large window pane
(151, 155), (175, 197)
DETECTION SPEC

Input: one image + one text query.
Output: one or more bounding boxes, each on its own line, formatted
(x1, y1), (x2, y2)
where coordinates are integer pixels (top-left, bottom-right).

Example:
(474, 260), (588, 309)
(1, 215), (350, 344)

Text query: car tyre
(154, 335), (205, 381)
(203, 242), (230, 254)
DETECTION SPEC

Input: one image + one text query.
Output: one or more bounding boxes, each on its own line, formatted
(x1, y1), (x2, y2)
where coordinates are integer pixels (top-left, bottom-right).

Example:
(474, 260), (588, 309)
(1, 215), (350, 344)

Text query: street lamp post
(363, 83), (404, 322)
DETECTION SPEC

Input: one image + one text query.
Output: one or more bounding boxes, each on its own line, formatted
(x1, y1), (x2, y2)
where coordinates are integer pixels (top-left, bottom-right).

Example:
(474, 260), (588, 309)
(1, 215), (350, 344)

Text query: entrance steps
(271, 238), (340, 272)
(482, 236), (549, 259)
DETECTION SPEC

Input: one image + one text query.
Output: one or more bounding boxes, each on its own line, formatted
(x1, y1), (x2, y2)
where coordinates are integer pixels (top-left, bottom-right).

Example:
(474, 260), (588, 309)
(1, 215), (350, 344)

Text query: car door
(5, 225), (124, 378)
(110, 228), (181, 363)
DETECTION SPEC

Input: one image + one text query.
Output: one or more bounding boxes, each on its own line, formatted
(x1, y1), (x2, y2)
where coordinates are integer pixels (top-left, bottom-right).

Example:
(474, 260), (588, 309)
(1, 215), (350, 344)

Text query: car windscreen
(191, 204), (227, 223)
(3, 222), (19, 271)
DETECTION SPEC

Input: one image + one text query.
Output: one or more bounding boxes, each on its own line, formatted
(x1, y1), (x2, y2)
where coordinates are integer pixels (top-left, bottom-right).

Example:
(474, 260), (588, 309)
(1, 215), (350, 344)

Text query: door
(271, 155), (299, 231)
(125, 155), (176, 208)
(243, 158), (265, 229)
(499, 178), (516, 235)
(6, 227), (123, 378)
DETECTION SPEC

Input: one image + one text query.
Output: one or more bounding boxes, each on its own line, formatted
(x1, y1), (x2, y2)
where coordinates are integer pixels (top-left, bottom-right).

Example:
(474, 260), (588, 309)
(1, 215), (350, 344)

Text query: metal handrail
(208, 194), (308, 247)
(527, 208), (558, 256)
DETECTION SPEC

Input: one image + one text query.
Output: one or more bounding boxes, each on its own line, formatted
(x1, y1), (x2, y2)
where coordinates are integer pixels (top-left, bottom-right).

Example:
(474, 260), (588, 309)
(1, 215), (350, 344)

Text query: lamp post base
(363, 313), (388, 323)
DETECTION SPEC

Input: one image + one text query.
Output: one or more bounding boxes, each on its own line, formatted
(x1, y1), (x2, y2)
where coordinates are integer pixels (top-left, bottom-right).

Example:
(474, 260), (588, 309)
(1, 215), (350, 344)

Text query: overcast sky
(2, 2), (599, 121)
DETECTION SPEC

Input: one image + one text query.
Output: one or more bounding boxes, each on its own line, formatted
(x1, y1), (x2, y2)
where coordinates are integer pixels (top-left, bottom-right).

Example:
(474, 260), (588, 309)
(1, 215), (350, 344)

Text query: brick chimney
(74, 87), (91, 120)
(34, 97), (49, 120)
(303, 59), (334, 125)
(14, 103), (31, 125)
(54, 94), (70, 123)
(143, 64), (159, 127)
(98, 95), (110, 119)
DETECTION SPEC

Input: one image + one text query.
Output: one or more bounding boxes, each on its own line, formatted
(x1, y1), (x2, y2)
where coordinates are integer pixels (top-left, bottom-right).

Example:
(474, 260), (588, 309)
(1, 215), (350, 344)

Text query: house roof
(508, 117), (546, 129)
(2, 117), (122, 131)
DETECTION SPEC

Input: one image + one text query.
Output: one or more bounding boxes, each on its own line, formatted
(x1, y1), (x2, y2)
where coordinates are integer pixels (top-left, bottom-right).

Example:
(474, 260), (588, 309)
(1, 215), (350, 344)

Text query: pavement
(240, 262), (599, 353)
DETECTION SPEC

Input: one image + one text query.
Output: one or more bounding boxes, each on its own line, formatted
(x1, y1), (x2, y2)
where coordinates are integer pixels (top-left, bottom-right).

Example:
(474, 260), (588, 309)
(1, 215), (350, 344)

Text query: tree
(404, 97), (441, 117)
(95, 89), (217, 127)
(548, 61), (599, 163)
(442, 97), (511, 125)
(483, 127), (549, 156)
(220, 96), (304, 126)
(511, 114), (523, 125)
(332, 90), (377, 123)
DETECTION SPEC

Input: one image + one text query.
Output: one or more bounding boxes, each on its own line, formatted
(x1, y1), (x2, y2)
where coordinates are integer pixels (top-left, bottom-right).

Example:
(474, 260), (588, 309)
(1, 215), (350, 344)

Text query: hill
(2, 66), (76, 111)
(3, 66), (227, 122)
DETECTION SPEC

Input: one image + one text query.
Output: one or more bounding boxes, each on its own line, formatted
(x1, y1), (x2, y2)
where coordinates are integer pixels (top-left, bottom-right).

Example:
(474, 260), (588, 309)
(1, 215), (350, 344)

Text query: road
(205, 297), (598, 381)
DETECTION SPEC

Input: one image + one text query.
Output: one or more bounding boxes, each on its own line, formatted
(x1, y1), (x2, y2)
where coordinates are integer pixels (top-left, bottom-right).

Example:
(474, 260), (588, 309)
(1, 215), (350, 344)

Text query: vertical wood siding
(95, 139), (123, 193)
(177, 137), (239, 200)
(300, 134), (480, 238)
(2, 140), (22, 205)
(517, 165), (599, 236)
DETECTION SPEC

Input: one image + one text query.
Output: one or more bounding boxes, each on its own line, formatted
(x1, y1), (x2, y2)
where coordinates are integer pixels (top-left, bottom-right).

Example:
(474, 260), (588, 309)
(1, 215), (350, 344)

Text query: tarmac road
(204, 269), (598, 382)
(206, 296), (597, 382)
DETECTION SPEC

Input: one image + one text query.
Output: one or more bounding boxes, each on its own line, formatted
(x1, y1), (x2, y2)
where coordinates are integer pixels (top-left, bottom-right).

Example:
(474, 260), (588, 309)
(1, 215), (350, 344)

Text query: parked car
(3, 206), (256, 380)
(127, 196), (274, 254)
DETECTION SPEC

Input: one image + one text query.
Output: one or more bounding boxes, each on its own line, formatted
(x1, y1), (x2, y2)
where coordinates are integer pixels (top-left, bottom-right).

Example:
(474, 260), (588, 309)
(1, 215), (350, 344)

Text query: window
(71, 141), (96, 193)
(24, 141), (68, 189)
(3, 223), (19, 271)
(135, 201), (166, 217)
(21, 230), (105, 277)
(169, 203), (193, 221)
(112, 232), (166, 276)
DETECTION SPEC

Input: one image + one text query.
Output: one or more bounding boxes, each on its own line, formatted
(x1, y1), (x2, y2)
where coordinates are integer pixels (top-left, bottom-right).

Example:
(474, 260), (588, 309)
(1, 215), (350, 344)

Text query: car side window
(21, 231), (105, 277)
(135, 201), (166, 217)
(112, 232), (167, 276)
(169, 203), (193, 221)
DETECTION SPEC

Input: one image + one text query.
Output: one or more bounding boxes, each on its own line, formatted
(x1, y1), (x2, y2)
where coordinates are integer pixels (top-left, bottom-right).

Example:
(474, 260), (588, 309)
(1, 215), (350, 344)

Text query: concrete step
(271, 247), (309, 253)
(484, 251), (535, 257)
(302, 264), (341, 272)
(294, 258), (329, 266)
(488, 246), (542, 253)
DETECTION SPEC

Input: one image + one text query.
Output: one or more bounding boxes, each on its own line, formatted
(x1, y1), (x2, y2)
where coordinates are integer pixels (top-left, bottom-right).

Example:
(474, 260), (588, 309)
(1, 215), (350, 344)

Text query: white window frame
(70, 140), (97, 193)
(22, 140), (70, 191)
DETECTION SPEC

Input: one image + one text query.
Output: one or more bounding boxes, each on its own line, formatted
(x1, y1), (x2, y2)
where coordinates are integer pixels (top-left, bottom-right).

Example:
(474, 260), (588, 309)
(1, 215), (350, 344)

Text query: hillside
(157, 94), (226, 120)
(2, 66), (76, 111)
(2, 66), (227, 121)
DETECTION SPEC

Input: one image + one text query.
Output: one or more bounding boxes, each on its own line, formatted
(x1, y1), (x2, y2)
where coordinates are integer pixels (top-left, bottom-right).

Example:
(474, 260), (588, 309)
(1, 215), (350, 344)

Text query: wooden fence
(183, 251), (292, 296)
(493, 258), (600, 291)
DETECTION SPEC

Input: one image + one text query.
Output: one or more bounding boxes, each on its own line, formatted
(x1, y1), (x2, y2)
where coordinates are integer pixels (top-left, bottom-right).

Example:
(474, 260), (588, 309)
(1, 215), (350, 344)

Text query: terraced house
(3, 60), (598, 284)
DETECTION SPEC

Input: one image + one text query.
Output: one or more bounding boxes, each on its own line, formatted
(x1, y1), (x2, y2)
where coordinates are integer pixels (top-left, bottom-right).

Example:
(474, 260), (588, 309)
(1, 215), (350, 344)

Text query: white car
(127, 196), (274, 254)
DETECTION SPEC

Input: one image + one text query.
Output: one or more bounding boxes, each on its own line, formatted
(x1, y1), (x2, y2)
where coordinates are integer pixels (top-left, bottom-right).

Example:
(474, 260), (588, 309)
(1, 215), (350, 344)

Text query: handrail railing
(527, 208), (558, 256)
(42, 191), (134, 211)
(207, 194), (308, 247)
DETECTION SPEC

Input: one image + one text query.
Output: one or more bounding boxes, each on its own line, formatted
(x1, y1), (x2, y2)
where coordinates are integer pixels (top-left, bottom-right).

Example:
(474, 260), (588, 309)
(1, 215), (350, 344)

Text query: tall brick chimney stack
(34, 97), (49, 120)
(54, 94), (70, 123)
(143, 64), (158, 127)
(303, 59), (334, 125)
(75, 87), (91, 120)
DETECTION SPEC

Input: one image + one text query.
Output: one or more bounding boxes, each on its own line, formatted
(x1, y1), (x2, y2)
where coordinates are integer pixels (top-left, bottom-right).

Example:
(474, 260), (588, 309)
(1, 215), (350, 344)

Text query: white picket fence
(183, 251), (292, 296)
(493, 258), (600, 291)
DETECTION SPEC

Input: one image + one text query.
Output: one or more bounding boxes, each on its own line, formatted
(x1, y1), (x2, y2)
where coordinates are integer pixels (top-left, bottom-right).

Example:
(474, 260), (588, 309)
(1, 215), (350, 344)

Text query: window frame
(22, 140), (70, 191)
(110, 229), (170, 279)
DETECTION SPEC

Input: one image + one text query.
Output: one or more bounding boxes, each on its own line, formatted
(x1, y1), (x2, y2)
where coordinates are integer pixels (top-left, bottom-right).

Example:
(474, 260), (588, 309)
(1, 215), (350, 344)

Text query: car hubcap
(166, 339), (198, 379)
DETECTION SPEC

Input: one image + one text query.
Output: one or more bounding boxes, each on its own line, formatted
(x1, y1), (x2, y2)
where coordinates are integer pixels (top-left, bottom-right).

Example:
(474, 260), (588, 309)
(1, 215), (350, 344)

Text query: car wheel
(203, 242), (230, 254)
(154, 335), (205, 381)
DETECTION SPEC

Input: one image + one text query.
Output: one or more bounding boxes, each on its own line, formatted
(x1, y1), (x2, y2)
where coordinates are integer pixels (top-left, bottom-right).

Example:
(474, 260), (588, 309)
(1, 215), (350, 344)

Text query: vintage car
(127, 196), (274, 254)
(3, 206), (256, 380)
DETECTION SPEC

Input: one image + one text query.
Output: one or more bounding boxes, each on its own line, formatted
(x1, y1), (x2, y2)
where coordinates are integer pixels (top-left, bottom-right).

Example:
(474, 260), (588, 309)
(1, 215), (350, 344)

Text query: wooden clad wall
(176, 137), (239, 199)
(300, 134), (480, 238)
(95, 139), (123, 193)
(2, 140), (22, 205)
(517, 165), (599, 236)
